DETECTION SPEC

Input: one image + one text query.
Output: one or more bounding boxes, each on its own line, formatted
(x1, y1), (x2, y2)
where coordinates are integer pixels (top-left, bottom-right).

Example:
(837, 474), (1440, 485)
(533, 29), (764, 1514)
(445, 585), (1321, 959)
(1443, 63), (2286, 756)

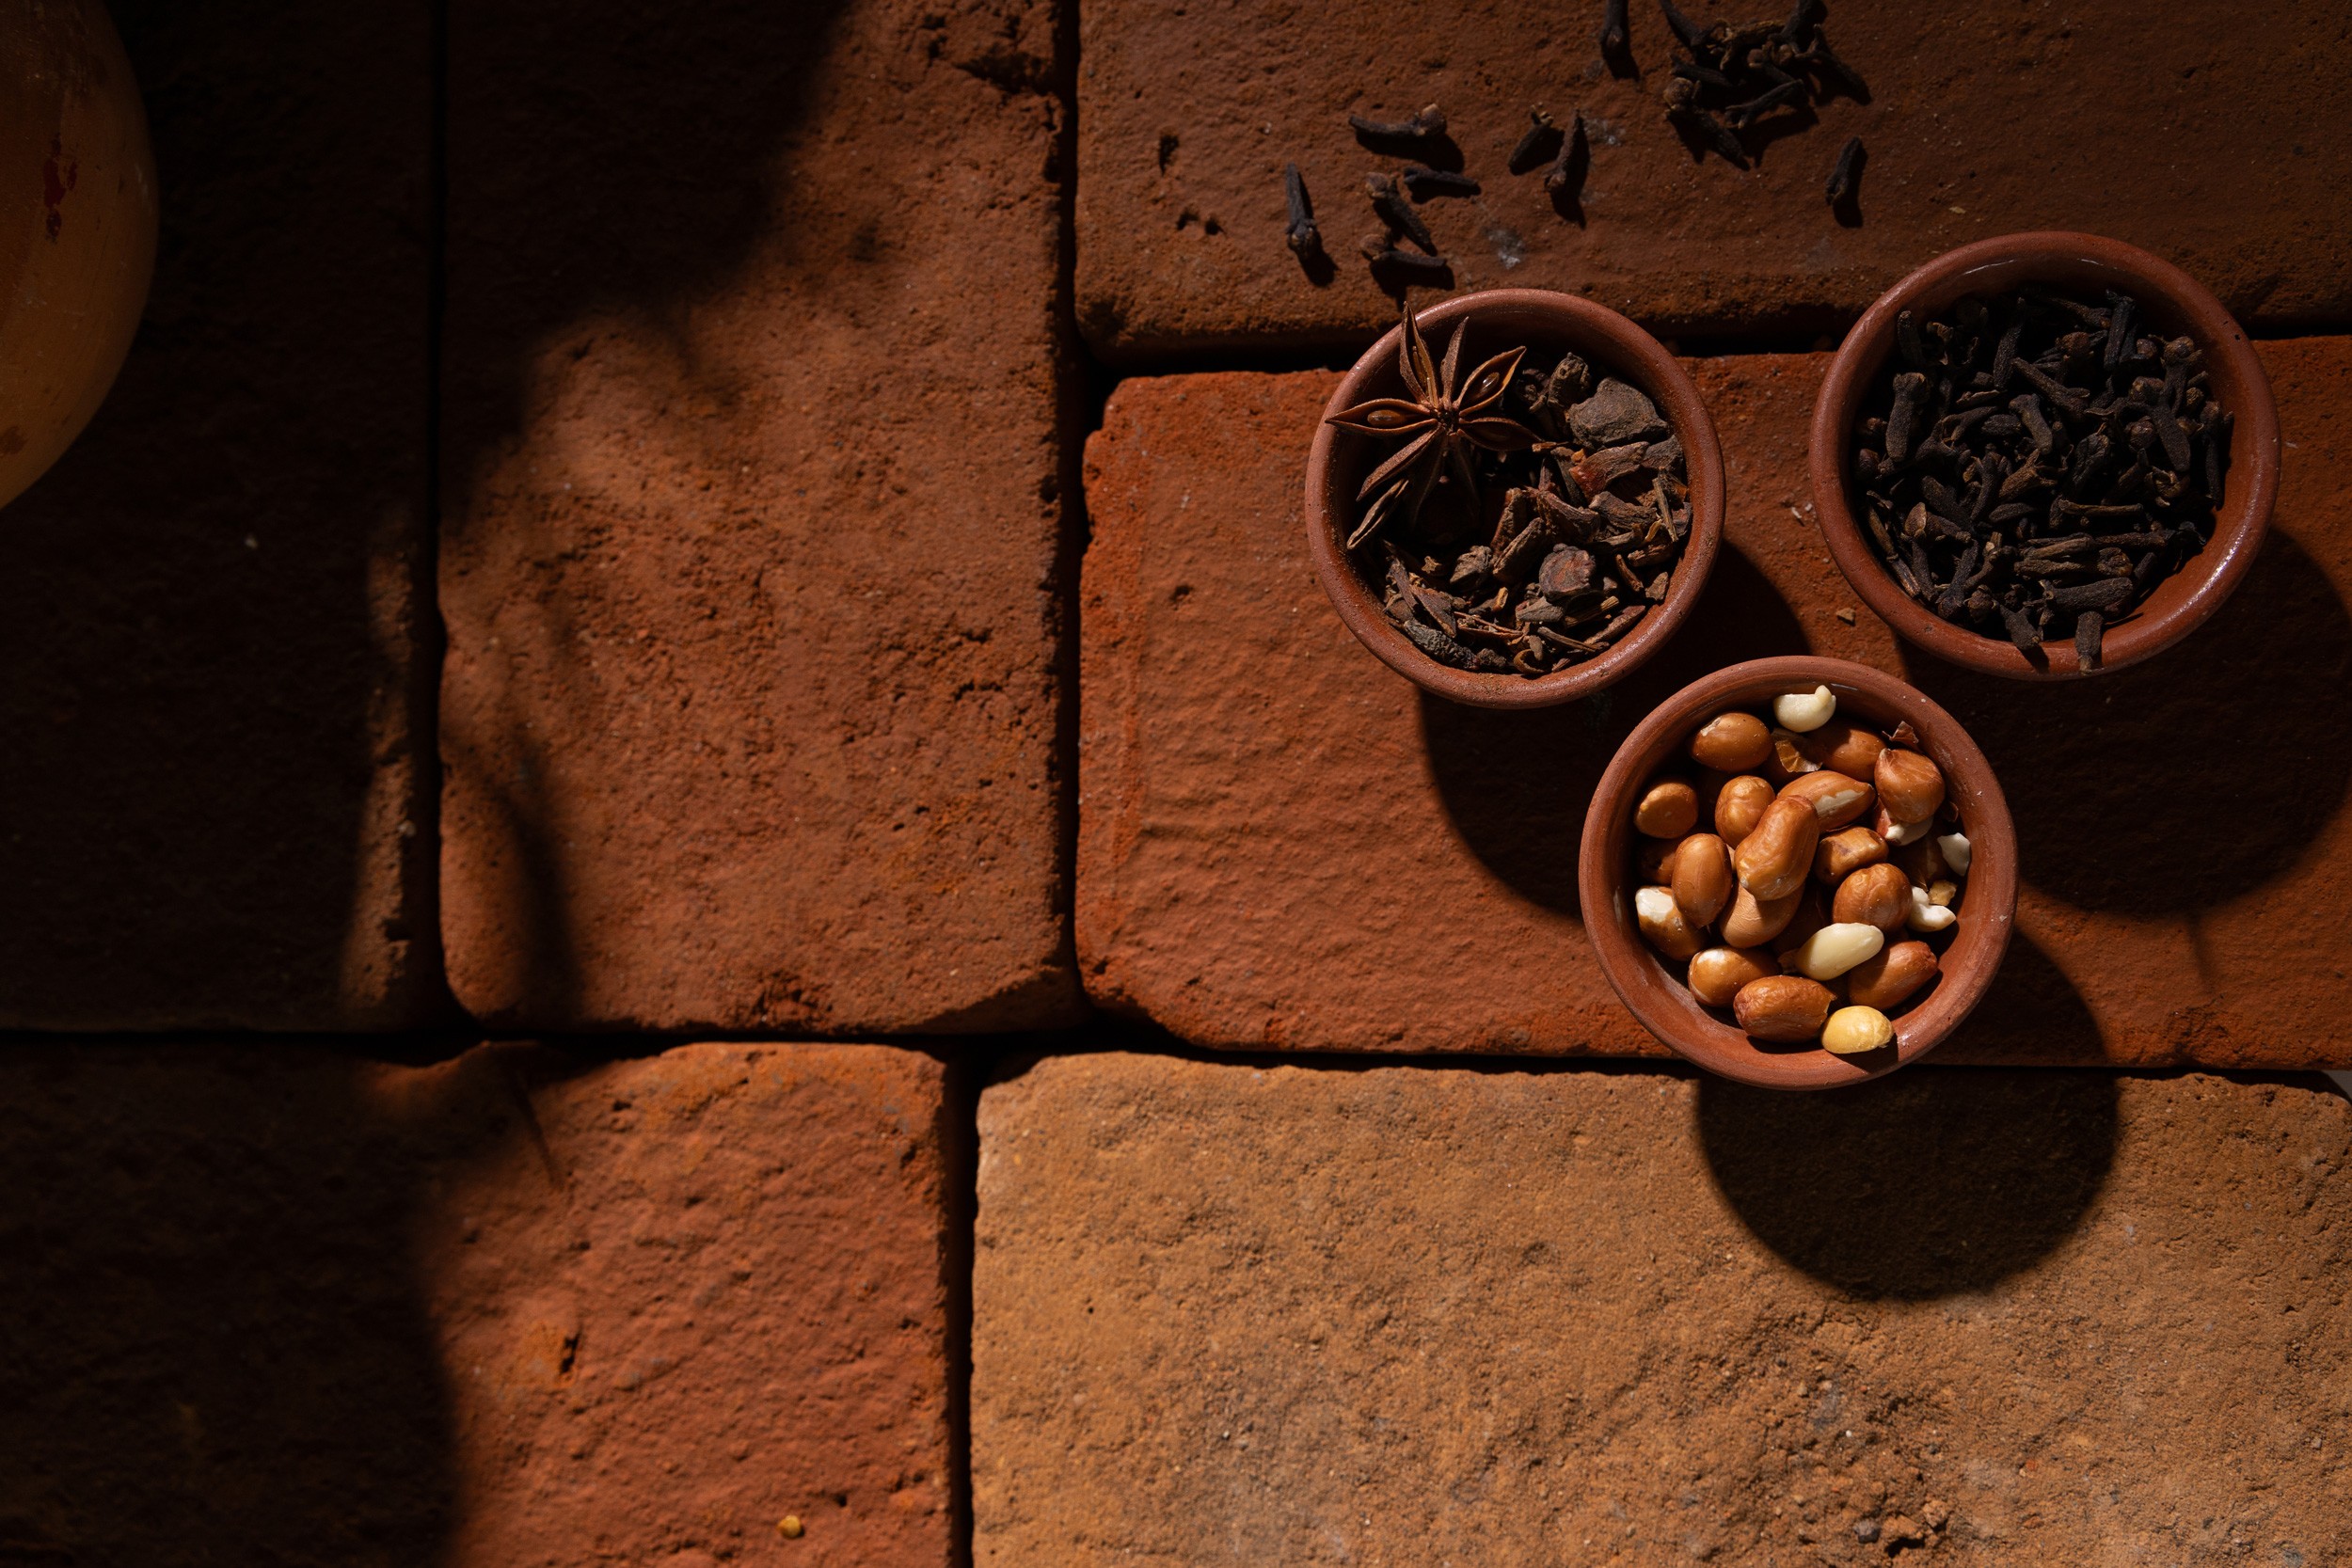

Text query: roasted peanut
(1936, 832), (1973, 876)
(1635, 886), (1706, 959)
(1832, 862), (1912, 935)
(1687, 945), (1780, 1007)
(1670, 832), (1736, 927)
(1721, 883), (1803, 947)
(1689, 711), (1772, 772)
(1814, 825), (1888, 883)
(1764, 728), (1821, 784)
(1905, 885), (1956, 932)
(1777, 769), (1877, 830)
(1773, 685), (1836, 733)
(1635, 778), (1700, 838)
(1793, 720), (1886, 780)
(1732, 796), (1820, 902)
(1874, 747), (1947, 824)
(1845, 940), (1941, 1010)
(1821, 1005), (1896, 1054)
(1787, 920), (1885, 980)
(1714, 774), (1776, 845)
(1927, 878), (1958, 908)
(1635, 833), (1684, 883)
(1733, 974), (1836, 1042)
(1875, 802), (1931, 846)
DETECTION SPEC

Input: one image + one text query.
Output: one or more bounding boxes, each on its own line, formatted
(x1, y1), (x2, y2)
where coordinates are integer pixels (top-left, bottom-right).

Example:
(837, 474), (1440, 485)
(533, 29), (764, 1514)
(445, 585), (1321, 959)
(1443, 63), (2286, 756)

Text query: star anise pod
(1327, 304), (1545, 548)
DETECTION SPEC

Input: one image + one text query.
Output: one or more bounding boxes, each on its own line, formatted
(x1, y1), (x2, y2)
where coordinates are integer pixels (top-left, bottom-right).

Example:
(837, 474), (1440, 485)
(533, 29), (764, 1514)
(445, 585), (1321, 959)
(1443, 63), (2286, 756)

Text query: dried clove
(1599, 0), (1631, 57)
(1281, 163), (1321, 258)
(1545, 110), (1591, 198)
(1401, 164), (1482, 200)
(1362, 173), (1438, 255)
(1849, 285), (2232, 667)
(1654, 0), (1865, 165)
(1349, 103), (1447, 142)
(1508, 109), (1563, 174)
(1823, 135), (1863, 206)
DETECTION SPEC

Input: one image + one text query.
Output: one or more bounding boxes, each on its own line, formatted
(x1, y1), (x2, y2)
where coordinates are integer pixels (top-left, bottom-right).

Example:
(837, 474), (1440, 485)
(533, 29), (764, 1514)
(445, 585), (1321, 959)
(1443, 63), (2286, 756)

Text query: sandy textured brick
(0, 1040), (957, 1567)
(975, 1052), (2352, 1565)
(0, 3), (437, 1027)
(440, 0), (1079, 1032)
(1076, 2), (2352, 361)
(1077, 340), (2352, 1066)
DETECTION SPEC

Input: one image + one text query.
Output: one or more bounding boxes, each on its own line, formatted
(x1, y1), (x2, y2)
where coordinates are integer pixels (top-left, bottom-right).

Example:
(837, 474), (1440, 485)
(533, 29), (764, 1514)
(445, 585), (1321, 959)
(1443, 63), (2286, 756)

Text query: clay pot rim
(1576, 657), (2018, 1091)
(1305, 288), (1726, 710)
(1807, 230), (2282, 681)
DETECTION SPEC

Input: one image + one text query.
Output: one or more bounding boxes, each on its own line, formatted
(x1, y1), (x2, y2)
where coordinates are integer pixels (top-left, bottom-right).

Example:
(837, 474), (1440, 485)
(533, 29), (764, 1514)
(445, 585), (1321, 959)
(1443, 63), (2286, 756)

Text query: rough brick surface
(0, 1040), (957, 1567)
(440, 0), (1081, 1032)
(0, 2), (438, 1026)
(1077, 340), (2352, 1066)
(975, 1052), (2352, 1565)
(1075, 2), (2352, 361)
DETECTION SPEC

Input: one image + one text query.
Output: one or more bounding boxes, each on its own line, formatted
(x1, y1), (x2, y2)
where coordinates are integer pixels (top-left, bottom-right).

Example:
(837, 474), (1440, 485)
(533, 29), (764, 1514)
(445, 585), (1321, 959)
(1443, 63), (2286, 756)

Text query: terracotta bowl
(1577, 657), (2017, 1090)
(1305, 288), (1724, 709)
(0, 0), (158, 511)
(1809, 232), (2280, 680)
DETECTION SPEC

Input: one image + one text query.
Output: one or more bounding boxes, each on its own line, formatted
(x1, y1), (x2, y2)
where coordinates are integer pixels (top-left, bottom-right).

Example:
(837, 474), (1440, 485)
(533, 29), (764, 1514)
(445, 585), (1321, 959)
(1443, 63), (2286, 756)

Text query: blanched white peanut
(1635, 886), (1706, 959)
(1773, 685), (1836, 733)
(1786, 921), (1885, 980)
(1937, 832), (1972, 875)
(1905, 885), (1957, 932)
(1821, 1006), (1896, 1055)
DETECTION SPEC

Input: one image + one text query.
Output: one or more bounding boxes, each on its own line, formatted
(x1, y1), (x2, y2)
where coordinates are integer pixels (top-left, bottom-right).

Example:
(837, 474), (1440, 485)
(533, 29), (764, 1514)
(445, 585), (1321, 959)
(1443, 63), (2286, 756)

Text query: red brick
(1075, 4), (2352, 360)
(0, 4), (437, 1027)
(439, 0), (1080, 1032)
(1078, 340), (2352, 1066)
(0, 1039), (957, 1567)
(974, 1052), (2352, 1565)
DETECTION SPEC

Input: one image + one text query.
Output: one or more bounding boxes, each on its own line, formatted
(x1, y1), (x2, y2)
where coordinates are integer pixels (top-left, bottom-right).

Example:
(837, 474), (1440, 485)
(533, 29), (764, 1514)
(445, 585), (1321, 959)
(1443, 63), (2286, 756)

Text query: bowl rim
(1807, 230), (2282, 681)
(1576, 656), (2018, 1090)
(1305, 287), (1726, 710)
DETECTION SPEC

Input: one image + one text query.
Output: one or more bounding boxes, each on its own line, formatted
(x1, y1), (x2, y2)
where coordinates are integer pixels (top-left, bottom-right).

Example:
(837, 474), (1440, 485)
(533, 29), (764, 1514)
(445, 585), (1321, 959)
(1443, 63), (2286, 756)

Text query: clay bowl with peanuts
(1306, 287), (1724, 709)
(1578, 657), (2016, 1090)
(1809, 231), (2280, 680)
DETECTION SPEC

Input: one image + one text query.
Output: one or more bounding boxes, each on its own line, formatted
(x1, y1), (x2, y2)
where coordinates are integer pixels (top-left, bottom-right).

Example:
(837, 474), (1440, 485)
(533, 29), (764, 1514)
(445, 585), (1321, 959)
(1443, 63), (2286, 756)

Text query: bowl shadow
(1421, 543), (1810, 913)
(1697, 939), (2114, 1298)
(1899, 531), (2352, 913)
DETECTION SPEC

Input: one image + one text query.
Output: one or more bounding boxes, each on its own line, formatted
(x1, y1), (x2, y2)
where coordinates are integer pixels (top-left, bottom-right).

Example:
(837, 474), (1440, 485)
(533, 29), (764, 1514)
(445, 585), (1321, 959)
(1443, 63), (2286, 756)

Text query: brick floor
(1077, 340), (2352, 1066)
(1075, 1), (2352, 360)
(437, 0), (1081, 1033)
(0, 3), (438, 1027)
(0, 1038), (958, 1568)
(974, 1051), (2352, 1565)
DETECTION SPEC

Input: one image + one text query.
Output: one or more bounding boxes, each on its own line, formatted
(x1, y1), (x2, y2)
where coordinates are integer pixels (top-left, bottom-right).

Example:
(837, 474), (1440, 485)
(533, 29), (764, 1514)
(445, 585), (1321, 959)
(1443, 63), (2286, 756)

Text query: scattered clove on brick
(1281, 163), (1322, 258)
(1847, 286), (2233, 669)
(1326, 303), (1692, 679)
(1349, 103), (1447, 143)
(1656, 0), (1866, 166)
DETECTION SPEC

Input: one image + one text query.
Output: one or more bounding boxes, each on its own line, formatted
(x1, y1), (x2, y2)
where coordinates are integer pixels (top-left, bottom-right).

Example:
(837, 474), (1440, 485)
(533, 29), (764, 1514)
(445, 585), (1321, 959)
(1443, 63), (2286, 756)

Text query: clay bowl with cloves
(1306, 287), (1724, 709)
(1578, 657), (2016, 1090)
(1810, 231), (2280, 680)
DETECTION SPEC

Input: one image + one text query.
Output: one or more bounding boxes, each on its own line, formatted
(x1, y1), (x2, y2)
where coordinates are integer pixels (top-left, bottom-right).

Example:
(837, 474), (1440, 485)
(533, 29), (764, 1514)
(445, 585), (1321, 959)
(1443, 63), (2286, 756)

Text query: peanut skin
(1636, 778), (1700, 838)
(1778, 769), (1877, 830)
(1832, 862), (1913, 936)
(1687, 945), (1779, 1007)
(1875, 747), (1947, 825)
(1814, 825), (1888, 883)
(1689, 711), (1772, 772)
(1714, 775), (1775, 846)
(1670, 833), (1736, 928)
(1846, 941), (1941, 1010)
(1733, 974), (1836, 1042)
(1733, 796), (1820, 902)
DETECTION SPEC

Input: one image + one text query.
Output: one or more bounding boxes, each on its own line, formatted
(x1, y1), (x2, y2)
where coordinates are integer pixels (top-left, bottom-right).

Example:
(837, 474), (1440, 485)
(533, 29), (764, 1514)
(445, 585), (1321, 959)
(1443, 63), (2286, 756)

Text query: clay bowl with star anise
(1304, 288), (1724, 710)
